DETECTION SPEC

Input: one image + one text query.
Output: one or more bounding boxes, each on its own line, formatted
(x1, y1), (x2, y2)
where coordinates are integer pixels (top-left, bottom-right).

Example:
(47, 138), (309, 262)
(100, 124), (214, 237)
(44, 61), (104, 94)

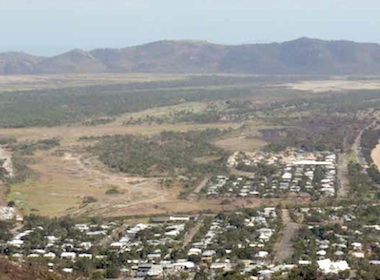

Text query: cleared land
(7, 149), (175, 217)
(0, 121), (240, 146)
(0, 73), (185, 92)
(214, 122), (283, 152)
(214, 136), (266, 152)
(281, 79), (380, 92)
(4, 121), (238, 217)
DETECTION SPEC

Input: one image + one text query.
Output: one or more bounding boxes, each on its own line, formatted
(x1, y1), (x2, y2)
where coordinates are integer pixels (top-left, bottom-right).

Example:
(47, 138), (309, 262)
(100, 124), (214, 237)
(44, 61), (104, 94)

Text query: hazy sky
(1, 0), (380, 56)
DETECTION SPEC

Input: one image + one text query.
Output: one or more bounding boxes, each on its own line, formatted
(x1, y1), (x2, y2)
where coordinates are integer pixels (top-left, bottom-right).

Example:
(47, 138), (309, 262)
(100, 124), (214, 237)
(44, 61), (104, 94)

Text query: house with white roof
(317, 259), (349, 274)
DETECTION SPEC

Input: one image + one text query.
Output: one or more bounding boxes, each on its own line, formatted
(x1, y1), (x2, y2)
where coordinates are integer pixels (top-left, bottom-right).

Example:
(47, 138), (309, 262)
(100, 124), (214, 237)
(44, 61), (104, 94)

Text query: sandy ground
(281, 80), (380, 92)
(371, 142), (380, 171)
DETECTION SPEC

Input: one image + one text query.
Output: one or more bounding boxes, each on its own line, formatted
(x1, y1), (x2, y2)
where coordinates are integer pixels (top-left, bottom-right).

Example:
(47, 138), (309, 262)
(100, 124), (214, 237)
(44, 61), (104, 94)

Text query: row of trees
(361, 128), (380, 165)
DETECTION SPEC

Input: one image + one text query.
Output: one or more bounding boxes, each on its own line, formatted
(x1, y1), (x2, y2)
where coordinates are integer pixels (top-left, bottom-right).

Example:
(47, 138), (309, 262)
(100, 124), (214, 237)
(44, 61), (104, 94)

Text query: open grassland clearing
(0, 73), (185, 92)
(214, 133), (267, 152)
(7, 149), (166, 217)
(0, 73), (274, 94)
(2, 120), (244, 217)
(0, 121), (240, 146)
(281, 78), (380, 92)
(213, 122), (283, 152)
(116, 101), (209, 120)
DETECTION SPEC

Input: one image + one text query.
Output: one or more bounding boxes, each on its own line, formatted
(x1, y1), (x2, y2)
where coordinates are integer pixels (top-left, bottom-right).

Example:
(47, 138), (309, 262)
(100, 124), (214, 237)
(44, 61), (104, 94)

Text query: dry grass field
(0, 73), (185, 92)
(214, 121), (283, 152)
(115, 101), (210, 123)
(214, 135), (267, 152)
(0, 121), (240, 146)
(3, 118), (272, 217)
(280, 79), (380, 92)
(7, 149), (168, 217)
(2, 102), (245, 217)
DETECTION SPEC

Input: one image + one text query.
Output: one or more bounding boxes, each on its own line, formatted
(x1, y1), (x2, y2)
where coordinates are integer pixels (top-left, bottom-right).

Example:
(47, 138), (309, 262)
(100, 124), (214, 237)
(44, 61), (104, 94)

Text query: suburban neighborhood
(1, 145), (380, 279)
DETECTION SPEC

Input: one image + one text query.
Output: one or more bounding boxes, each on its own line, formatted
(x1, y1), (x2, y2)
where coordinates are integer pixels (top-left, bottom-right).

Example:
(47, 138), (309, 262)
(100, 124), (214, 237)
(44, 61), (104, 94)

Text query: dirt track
(182, 218), (203, 250)
(273, 209), (299, 264)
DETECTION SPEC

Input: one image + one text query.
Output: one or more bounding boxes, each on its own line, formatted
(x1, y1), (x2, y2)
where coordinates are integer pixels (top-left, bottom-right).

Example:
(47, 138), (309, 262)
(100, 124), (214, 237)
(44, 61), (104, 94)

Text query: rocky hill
(2, 38), (380, 75)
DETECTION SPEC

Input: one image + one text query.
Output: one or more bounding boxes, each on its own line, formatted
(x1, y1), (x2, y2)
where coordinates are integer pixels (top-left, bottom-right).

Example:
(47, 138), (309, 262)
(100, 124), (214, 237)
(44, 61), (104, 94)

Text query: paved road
(273, 209), (299, 264)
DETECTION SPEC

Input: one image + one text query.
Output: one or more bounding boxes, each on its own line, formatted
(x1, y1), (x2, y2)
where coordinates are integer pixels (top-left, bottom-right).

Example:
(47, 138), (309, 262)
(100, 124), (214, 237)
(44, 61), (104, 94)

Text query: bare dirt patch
(215, 136), (266, 152)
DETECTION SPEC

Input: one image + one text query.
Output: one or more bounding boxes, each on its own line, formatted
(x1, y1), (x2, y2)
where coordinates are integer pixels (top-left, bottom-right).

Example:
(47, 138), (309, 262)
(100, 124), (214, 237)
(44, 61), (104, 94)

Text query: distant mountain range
(2, 37), (380, 75)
